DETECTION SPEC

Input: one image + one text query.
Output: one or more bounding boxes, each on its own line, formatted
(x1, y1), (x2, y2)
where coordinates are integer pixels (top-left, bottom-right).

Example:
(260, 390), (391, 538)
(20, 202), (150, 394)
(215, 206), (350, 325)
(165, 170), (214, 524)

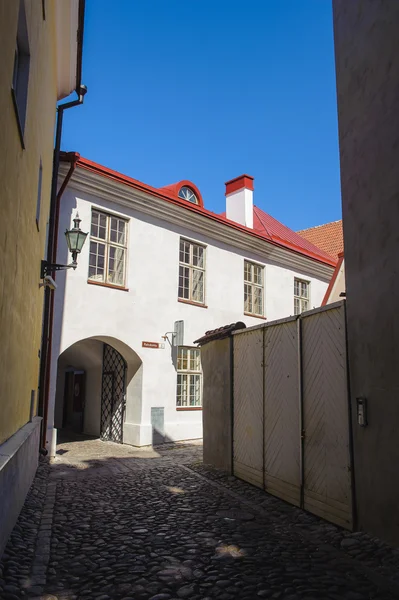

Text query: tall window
(36, 159), (42, 230)
(89, 210), (128, 287)
(178, 239), (205, 304)
(294, 278), (310, 314)
(176, 347), (202, 408)
(12, 0), (30, 145)
(244, 260), (264, 316)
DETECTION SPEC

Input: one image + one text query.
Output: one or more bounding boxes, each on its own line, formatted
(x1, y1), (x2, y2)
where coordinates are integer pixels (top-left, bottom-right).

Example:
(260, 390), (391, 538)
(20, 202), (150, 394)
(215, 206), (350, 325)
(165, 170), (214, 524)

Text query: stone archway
(54, 336), (142, 443)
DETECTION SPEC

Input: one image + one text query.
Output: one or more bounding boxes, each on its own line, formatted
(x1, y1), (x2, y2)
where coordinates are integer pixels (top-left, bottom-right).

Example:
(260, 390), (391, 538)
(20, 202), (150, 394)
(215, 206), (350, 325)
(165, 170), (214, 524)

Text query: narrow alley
(1, 438), (398, 600)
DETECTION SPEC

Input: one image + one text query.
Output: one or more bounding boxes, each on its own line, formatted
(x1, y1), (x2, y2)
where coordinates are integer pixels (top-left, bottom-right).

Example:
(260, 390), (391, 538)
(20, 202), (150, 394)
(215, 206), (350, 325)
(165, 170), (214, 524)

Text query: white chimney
(225, 174), (254, 228)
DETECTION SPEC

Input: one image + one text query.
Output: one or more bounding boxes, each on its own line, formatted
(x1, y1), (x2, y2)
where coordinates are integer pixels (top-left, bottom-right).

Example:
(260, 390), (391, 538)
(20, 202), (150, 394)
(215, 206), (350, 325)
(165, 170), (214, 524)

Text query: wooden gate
(264, 317), (301, 507)
(232, 301), (353, 529)
(302, 305), (353, 528)
(233, 328), (263, 488)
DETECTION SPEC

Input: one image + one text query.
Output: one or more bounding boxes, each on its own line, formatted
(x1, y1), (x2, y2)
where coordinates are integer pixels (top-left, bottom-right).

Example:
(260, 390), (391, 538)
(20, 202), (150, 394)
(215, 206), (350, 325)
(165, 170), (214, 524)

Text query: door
(301, 305), (353, 529)
(233, 329), (264, 488)
(264, 319), (301, 507)
(63, 370), (86, 432)
(100, 344), (127, 443)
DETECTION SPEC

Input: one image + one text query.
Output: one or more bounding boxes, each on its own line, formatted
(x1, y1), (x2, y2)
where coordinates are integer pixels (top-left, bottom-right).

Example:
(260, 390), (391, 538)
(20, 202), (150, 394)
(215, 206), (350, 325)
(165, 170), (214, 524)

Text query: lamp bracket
(162, 331), (175, 347)
(40, 259), (77, 279)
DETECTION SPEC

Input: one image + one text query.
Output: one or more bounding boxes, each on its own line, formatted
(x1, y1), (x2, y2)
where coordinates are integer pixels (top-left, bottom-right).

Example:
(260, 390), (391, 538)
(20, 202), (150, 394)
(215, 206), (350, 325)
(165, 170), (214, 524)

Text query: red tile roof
(252, 207), (336, 262)
(220, 206), (336, 264)
(194, 322), (247, 346)
(297, 220), (344, 259)
(63, 153), (336, 268)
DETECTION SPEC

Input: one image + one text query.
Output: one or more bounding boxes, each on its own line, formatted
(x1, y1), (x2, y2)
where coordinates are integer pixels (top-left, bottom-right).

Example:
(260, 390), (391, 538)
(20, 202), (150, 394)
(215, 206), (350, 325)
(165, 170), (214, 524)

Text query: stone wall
(201, 338), (233, 473)
(333, 0), (399, 545)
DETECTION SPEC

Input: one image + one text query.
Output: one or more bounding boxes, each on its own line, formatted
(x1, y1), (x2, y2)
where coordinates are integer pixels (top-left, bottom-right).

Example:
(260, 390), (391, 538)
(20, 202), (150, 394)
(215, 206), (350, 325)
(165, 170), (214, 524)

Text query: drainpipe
(38, 87), (87, 452)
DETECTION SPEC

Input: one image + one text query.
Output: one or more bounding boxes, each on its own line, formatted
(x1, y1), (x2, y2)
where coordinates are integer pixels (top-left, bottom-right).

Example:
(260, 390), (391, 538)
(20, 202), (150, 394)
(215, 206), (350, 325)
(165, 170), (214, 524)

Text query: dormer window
(178, 186), (198, 204)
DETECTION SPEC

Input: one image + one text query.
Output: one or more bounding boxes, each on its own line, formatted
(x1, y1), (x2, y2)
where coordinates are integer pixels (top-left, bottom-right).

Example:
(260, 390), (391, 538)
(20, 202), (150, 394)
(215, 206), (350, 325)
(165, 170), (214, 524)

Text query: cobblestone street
(1, 436), (399, 600)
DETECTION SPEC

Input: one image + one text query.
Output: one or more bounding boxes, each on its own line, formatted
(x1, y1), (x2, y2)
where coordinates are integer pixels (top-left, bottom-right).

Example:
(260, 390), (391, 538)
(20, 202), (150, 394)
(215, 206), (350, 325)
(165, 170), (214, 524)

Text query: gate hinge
(301, 430), (306, 440)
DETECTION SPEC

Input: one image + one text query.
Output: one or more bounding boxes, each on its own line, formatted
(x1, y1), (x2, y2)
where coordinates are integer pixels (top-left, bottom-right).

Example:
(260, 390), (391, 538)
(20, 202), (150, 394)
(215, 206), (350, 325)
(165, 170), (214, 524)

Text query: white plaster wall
(265, 263), (327, 320)
(48, 184), (330, 449)
(326, 260), (346, 305)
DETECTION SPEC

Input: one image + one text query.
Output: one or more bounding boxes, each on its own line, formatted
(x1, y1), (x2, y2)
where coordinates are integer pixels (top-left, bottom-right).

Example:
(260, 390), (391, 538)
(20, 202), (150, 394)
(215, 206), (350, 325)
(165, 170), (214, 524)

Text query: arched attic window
(178, 186), (198, 205)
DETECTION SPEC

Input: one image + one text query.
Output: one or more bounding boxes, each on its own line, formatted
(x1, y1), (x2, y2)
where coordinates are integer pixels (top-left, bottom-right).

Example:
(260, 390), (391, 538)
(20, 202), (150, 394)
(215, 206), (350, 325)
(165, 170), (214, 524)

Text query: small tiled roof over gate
(194, 322), (246, 346)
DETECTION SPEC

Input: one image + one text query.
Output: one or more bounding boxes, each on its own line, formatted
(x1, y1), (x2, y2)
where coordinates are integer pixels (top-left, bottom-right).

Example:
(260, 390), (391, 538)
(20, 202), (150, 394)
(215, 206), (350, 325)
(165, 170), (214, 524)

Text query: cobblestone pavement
(1, 436), (399, 600)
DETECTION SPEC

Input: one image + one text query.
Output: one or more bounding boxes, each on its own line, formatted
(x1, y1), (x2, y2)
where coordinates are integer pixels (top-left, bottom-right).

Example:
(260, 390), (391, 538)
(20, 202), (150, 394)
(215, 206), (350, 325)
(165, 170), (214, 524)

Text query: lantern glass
(76, 229), (88, 253)
(65, 218), (88, 256)
(65, 229), (78, 252)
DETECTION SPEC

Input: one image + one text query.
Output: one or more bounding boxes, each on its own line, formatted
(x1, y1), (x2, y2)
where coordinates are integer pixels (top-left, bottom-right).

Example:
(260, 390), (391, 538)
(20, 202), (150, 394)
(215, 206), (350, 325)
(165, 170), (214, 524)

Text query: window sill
(244, 312), (267, 320)
(176, 406), (202, 411)
(11, 88), (25, 150)
(87, 279), (129, 292)
(178, 298), (207, 309)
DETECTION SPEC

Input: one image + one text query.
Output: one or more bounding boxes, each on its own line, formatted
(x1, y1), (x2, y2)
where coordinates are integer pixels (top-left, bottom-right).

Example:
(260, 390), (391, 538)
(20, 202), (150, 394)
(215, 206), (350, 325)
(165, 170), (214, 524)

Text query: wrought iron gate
(100, 343), (127, 444)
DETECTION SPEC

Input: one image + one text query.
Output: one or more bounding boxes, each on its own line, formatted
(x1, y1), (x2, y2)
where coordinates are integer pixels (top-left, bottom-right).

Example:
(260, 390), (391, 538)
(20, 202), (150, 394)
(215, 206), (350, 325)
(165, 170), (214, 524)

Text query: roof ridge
(253, 205), (273, 238)
(297, 219), (342, 233)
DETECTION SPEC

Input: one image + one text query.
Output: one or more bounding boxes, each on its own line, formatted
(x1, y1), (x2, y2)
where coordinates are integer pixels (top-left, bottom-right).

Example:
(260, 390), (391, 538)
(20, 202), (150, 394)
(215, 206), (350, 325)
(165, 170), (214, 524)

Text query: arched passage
(54, 336), (142, 444)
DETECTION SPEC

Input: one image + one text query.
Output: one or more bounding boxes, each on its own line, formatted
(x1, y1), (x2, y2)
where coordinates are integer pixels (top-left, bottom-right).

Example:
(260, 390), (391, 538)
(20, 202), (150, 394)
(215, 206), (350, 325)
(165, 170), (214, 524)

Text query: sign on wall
(142, 341), (165, 349)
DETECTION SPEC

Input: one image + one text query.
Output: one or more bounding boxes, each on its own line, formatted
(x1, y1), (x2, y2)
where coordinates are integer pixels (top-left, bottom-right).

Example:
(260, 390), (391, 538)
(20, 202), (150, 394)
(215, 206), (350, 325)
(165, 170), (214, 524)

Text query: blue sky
(61, 0), (341, 231)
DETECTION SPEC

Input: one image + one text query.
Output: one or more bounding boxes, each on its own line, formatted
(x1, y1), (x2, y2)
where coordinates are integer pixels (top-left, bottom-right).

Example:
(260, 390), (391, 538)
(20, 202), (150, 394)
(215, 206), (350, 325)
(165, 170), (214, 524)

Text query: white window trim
(244, 259), (265, 317)
(178, 238), (206, 305)
(88, 209), (128, 288)
(176, 346), (203, 408)
(294, 277), (311, 315)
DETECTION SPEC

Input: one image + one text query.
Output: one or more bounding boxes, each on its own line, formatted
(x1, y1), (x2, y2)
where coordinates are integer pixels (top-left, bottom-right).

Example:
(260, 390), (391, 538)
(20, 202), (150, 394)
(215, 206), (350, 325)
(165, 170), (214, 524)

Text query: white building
(48, 153), (336, 453)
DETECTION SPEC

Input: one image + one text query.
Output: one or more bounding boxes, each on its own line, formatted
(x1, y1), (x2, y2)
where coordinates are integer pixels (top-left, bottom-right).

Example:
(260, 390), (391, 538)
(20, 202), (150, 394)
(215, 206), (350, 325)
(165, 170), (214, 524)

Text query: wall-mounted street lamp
(40, 213), (88, 280)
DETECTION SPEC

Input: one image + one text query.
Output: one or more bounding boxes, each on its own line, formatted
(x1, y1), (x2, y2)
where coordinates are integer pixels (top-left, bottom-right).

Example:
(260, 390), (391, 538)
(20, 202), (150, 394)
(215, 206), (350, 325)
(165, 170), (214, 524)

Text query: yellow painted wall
(0, 0), (58, 444)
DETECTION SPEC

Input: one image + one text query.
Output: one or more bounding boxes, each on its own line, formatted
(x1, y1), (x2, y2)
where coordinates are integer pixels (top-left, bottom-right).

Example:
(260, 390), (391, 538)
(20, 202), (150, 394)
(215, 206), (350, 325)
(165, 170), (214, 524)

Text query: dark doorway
(63, 370), (86, 432)
(100, 343), (127, 443)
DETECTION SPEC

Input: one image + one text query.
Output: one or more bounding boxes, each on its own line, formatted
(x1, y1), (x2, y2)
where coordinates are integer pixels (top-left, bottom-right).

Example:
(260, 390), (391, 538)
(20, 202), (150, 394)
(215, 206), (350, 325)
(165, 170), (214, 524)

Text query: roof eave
(60, 155), (337, 270)
(55, 0), (85, 100)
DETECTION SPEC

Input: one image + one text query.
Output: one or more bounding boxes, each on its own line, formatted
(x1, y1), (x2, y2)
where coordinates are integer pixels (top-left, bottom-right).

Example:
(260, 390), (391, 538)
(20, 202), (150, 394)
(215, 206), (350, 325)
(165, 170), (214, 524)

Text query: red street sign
(142, 341), (160, 349)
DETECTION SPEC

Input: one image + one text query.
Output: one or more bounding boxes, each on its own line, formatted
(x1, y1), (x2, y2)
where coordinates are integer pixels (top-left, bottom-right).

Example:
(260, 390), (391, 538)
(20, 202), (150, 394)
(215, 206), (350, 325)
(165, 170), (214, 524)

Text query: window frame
(178, 238), (206, 306)
(176, 346), (203, 409)
(244, 259), (265, 317)
(88, 209), (129, 289)
(36, 158), (42, 230)
(12, 0), (31, 148)
(294, 277), (311, 315)
(178, 186), (198, 205)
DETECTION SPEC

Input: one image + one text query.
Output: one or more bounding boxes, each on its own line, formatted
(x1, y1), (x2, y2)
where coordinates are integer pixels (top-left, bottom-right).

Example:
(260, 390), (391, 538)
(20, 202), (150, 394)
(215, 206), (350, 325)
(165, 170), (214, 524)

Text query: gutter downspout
(40, 153), (80, 453)
(38, 90), (86, 452)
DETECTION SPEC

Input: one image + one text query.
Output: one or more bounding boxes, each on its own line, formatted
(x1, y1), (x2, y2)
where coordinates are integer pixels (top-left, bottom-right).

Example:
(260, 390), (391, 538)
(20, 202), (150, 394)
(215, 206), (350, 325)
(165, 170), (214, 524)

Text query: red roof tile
(64, 154), (336, 268)
(220, 206), (336, 264)
(252, 206), (336, 263)
(297, 220), (344, 259)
